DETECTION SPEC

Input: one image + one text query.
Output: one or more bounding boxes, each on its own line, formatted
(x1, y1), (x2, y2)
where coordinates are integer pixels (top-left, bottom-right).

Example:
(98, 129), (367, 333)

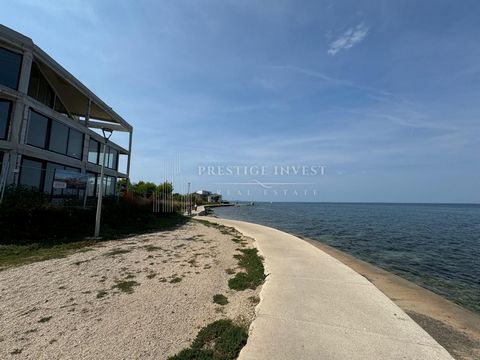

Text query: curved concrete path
(203, 217), (454, 360)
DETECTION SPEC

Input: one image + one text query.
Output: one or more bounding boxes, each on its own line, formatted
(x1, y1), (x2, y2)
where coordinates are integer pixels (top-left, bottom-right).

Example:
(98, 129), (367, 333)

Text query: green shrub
(213, 294), (229, 305)
(228, 248), (265, 291)
(168, 319), (247, 360)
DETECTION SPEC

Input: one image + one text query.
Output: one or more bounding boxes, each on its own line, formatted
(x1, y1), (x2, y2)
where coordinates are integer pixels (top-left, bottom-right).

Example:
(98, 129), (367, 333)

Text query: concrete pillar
(6, 50), (33, 185)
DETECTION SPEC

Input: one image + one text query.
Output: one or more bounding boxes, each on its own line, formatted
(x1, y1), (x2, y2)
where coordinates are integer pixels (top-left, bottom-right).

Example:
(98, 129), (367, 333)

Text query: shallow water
(214, 202), (480, 314)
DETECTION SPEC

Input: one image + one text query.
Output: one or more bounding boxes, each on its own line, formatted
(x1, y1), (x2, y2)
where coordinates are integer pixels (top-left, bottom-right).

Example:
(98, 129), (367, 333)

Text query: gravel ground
(0, 221), (261, 359)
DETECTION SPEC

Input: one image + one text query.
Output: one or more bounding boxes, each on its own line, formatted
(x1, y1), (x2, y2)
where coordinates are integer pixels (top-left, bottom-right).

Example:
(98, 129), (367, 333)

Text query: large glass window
(28, 62), (54, 108)
(88, 139), (99, 164)
(87, 172), (97, 197)
(0, 47), (22, 90)
(49, 120), (68, 154)
(0, 99), (12, 139)
(67, 128), (83, 159)
(98, 144), (105, 166)
(26, 110), (49, 148)
(44, 162), (64, 195)
(19, 158), (43, 189)
(111, 149), (118, 170)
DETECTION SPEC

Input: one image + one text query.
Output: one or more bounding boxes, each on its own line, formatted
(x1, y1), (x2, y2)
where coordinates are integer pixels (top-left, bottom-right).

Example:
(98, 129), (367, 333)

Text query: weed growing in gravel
(248, 296), (260, 304)
(38, 316), (52, 323)
(112, 280), (139, 294)
(170, 277), (182, 283)
(96, 290), (108, 299)
(146, 272), (157, 279)
(228, 248), (265, 291)
(213, 294), (229, 305)
(168, 319), (247, 360)
(143, 245), (163, 252)
(104, 248), (131, 257)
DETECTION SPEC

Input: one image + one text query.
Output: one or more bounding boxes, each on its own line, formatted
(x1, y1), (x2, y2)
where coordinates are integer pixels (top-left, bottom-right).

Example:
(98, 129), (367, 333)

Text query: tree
(133, 181), (157, 198)
(157, 181), (173, 195)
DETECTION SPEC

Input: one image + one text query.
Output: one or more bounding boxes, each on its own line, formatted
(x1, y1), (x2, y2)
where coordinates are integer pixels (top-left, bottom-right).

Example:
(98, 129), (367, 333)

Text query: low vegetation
(229, 248), (265, 291)
(213, 294), (229, 305)
(0, 186), (188, 269)
(168, 319), (248, 360)
(112, 280), (140, 294)
(38, 316), (52, 323)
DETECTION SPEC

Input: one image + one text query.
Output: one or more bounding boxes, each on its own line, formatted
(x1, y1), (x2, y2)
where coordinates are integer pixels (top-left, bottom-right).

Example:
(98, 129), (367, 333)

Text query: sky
(2, 0), (480, 203)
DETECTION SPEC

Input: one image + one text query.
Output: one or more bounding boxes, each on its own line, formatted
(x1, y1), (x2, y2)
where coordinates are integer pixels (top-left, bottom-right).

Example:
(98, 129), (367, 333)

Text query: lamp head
(101, 128), (113, 141)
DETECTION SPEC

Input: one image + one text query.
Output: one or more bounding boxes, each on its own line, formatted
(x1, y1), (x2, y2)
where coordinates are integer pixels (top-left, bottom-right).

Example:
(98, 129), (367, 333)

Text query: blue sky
(2, 0), (480, 202)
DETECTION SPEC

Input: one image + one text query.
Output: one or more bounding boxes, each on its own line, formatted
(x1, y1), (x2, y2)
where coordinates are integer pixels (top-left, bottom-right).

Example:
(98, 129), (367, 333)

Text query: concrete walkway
(202, 217), (454, 360)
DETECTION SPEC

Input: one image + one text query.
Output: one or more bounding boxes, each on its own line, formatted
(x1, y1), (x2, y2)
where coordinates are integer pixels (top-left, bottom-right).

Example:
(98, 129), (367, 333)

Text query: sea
(213, 202), (480, 314)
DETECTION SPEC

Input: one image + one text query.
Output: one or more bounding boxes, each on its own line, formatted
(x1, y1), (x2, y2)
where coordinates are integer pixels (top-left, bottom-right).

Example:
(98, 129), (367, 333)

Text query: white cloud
(327, 23), (369, 55)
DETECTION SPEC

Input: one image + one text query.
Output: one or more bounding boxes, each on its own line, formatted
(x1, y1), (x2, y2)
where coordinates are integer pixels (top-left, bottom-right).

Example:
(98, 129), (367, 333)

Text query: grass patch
(143, 245), (163, 252)
(112, 280), (139, 294)
(225, 268), (235, 275)
(38, 316), (52, 323)
(104, 248), (131, 257)
(248, 296), (260, 304)
(213, 294), (229, 305)
(96, 290), (108, 299)
(170, 277), (182, 283)
(228, 248), (265, 291)
(10, 349), (23, 355)
(146, 272), (157, 279)
(0, 213), (188, 269)
(168, 319), (247, 360)
(0, 240), (99, 269)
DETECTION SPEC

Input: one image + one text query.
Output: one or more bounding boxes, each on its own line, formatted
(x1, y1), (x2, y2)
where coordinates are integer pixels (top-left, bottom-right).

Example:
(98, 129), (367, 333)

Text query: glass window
(98, 144), (105, 166)
(88, 139), (99, 164)
(104, 176), (116, 196)
(19, 158), (43, 189)
(87, 172), (97, 197)
(0, 99), (12, 139)
(28, 62), (54, 108)
(49, 120), (68, 154)
(67, 128), (83, 159)
(44, 162), (65, 195)
(63, 167), (80, 196)
(26, 110), (49, 148)
(0, 47), (22, 90)
(111, 149), (118, 170)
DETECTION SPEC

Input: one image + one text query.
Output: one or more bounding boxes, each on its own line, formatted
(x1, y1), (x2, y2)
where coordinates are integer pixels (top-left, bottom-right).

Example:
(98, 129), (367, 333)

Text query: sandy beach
(0, 221), (260, 359)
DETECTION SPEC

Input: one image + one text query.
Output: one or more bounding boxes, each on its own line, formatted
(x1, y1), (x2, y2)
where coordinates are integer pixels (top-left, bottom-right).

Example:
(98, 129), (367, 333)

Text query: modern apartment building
(0, 25), (132, 200)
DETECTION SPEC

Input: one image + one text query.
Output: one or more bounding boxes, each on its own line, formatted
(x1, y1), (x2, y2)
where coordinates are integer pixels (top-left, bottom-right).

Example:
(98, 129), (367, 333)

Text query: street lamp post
(94, 128), (113, 238)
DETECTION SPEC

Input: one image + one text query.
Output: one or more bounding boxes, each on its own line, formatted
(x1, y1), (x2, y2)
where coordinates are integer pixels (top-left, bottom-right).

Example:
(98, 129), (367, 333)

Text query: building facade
(0, 25), (132, 201)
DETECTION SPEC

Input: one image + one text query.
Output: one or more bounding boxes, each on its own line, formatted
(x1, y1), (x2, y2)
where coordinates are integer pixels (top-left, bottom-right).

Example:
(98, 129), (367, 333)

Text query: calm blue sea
(213, 202), (480, 314)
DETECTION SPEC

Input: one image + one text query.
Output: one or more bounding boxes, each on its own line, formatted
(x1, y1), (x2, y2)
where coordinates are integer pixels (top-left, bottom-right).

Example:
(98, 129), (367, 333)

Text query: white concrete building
(0, 25), (132, 199)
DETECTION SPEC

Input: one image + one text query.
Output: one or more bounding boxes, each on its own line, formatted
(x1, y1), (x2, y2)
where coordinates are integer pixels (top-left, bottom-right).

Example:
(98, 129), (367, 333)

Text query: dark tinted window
(87, 172), (97, 197)
(0, 100), (12, 139)
(111, 149), (118, 170)
(0, 47), (22, 90)
(44, 162), (64, 195)
(27, 110), (49, 148)
(67, 128), (83, 159)
(28, 62), (54, 108)
(88, 139), (99, 164)
(19, 158), (43, 189)
(49, 120), (68, 154)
